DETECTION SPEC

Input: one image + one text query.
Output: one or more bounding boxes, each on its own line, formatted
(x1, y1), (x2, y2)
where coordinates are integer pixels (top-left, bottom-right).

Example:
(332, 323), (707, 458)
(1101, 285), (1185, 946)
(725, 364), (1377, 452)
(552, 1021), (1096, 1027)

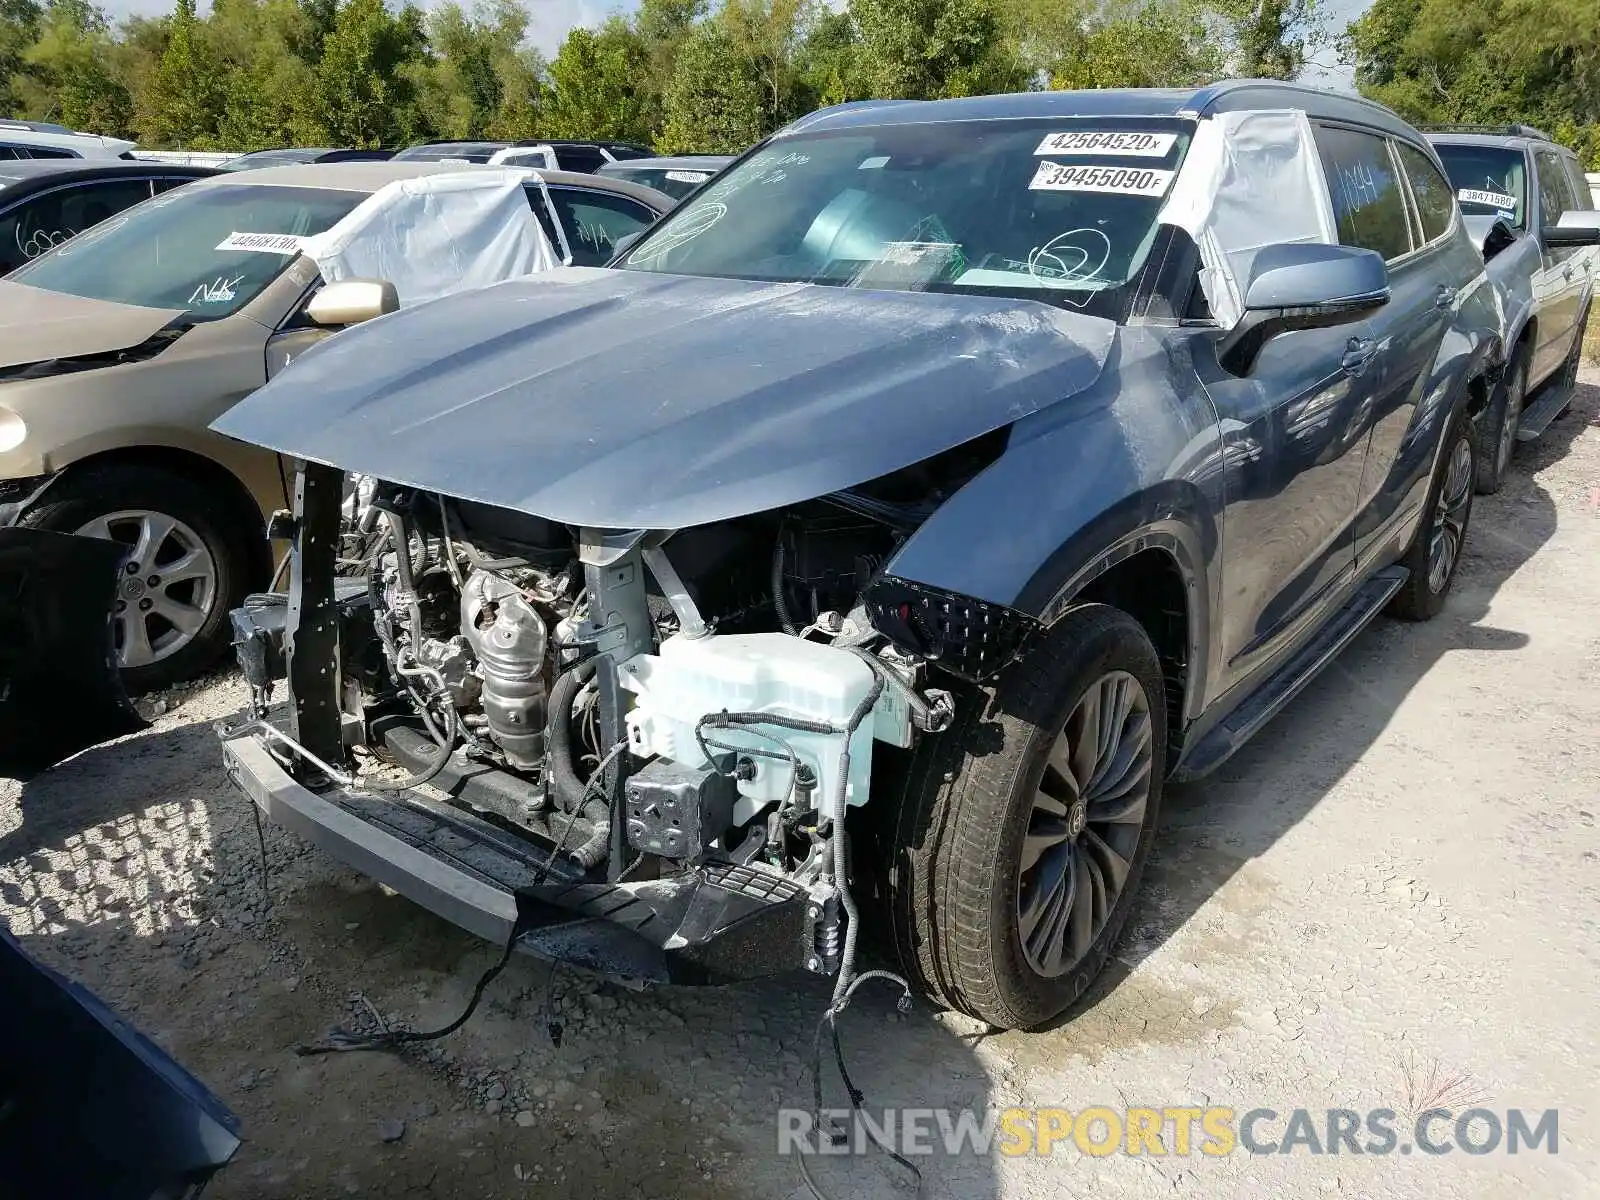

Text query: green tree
(543, 20), (651, 142)
(847, 0), (1020, 100)
(1347, 0), (1600, 165)
(659, 19), (766, 151)
(1048, 0), (1223, 89)
(138, 0), (227, 147)
(15, 0), (131, 134)
(794, 7), (859, 107)
(308, 0), (426, 147)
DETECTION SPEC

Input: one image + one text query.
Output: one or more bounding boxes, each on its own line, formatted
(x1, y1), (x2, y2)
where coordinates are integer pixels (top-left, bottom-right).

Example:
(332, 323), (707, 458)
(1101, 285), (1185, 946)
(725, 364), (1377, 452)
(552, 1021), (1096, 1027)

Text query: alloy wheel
(1427, 436), (1473, 594)
(1017, 670), (1154, 978)
(75, 509), (218, 669)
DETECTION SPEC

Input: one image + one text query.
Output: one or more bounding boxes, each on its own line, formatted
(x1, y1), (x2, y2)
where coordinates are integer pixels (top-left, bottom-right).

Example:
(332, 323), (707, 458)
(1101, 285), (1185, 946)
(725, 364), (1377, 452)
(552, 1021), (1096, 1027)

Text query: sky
(100, 0), (1373, 75)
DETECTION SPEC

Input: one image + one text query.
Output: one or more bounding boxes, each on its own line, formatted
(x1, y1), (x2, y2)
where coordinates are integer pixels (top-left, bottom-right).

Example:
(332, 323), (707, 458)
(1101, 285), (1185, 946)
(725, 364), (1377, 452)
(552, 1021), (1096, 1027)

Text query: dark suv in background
(1426, 125), (1600, 491)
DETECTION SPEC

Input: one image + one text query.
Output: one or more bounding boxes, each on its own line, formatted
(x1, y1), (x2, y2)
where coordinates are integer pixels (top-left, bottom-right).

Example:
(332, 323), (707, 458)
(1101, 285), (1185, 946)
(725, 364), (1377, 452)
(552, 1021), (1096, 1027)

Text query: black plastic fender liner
(0, 928), (240, 1199)
(0, 529), (147, 779)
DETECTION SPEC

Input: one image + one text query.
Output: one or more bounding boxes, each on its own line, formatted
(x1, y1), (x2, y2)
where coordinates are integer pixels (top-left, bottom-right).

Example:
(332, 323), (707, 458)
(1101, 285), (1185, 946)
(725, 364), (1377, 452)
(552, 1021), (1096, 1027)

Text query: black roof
(0, 159), (216, 193)
(784, 80), (1427, 147)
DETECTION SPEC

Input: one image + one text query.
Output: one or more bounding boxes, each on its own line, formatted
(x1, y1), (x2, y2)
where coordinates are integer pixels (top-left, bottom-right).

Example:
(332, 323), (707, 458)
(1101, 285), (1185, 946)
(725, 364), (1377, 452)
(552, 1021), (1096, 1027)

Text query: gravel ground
(5, 370), (1599, 1200)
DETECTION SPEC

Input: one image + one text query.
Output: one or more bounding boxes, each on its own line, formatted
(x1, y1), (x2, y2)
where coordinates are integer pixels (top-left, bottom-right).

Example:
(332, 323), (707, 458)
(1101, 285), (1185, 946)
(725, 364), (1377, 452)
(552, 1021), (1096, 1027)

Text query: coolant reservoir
(621, 634), (883, 826)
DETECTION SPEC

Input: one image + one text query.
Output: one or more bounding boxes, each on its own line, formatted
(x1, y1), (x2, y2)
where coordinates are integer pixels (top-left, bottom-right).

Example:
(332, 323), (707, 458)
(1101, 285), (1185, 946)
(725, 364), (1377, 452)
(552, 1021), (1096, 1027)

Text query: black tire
(1387, 404), (1475, 622)
(1554, 301), (1590, 421)
(885, 604), (1166, 1030)
(19, 464), (253, 692)
(1475, 347), (1528, 495)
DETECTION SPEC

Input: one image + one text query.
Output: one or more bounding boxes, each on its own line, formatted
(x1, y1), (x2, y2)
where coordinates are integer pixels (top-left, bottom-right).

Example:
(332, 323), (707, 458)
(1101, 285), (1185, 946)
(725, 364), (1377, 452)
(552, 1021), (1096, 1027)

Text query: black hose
(568, 821), (610, 868)
(772, 538), (799, 635)
(546, 660), (598, 814)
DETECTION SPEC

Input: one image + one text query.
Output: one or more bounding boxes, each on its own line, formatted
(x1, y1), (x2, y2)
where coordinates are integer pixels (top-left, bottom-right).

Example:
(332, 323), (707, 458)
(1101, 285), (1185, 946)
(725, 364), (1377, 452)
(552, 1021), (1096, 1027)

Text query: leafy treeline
(0, 0), (1317, 152)
(1347, 0), (1600, 167)
(5, 0), (1596, 167)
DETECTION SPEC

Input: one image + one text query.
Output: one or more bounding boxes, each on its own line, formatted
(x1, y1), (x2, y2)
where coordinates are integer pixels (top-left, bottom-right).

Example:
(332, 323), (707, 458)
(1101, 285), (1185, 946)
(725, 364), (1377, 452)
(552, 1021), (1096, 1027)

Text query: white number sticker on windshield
(1458, 188), (1517, 210)
(1029, 162), (1174, 196)
(216, 231), (305, 255)
(1035, 131), (1177, 158)
(664, 170), (710, 184)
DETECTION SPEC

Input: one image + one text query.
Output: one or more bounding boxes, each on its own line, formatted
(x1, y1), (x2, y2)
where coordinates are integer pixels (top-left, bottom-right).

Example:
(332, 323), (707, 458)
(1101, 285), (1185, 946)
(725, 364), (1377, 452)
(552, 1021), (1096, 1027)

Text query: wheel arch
(33, 444), (272, 586)
(1032, 524), (1207, 764)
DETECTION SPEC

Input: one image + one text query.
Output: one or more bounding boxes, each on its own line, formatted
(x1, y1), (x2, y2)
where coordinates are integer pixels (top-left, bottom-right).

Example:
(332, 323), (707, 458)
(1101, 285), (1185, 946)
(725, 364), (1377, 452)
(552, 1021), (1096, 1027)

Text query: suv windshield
(1432, 144), (1527, 227)
(9, 182), (360, 319)
(619, 118), (1191, 314)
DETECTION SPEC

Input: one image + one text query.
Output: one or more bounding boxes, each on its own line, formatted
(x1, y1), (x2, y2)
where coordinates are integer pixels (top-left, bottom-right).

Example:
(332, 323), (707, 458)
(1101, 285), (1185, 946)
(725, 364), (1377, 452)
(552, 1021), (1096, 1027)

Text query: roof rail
(1420, 123), (1553, 141)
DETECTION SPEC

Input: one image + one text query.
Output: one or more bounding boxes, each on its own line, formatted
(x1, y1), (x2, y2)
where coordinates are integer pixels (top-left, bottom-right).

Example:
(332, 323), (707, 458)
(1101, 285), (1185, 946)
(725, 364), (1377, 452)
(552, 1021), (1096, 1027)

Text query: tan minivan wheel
(20, 464), (251, 693)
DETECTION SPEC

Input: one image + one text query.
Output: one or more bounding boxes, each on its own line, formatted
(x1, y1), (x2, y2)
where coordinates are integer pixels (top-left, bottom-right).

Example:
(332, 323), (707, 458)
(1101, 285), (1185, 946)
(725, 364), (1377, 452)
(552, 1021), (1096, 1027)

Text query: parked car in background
(597, 154), (733, 200)
(0, 159), (215, 274)
(212, 83), (1501, 1032)
(394, 139), (654, 172)
(221, 147), (396, 170)
(1425, 125), (1600, 491)
(0, 119), (137, 160)
(0, 161), (667, 691)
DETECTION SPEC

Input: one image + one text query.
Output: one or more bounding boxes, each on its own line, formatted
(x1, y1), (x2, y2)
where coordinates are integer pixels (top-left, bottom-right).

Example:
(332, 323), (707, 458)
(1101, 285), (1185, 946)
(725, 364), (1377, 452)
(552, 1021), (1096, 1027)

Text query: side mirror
(305, 278), (399, 328)
(1218, 243), (1389, 375)
(1544, 210), (1600, 248)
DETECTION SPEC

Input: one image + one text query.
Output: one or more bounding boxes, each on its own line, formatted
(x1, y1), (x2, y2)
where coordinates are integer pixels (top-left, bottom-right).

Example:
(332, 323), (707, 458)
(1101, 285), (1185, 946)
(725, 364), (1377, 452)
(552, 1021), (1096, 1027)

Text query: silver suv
(1427, 125), (1600, 491)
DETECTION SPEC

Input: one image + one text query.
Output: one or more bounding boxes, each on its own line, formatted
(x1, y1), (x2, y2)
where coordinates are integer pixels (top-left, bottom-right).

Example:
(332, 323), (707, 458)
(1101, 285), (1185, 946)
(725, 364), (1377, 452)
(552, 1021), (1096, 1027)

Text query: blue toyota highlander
(194, 81), (1506, 1031)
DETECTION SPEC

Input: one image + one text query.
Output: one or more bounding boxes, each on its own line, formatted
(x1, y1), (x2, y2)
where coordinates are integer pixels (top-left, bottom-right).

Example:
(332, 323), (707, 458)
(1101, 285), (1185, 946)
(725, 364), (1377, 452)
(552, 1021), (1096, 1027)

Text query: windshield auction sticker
(665, 170), (710, 183)
(216, 231), (306, 255)
(1030, 161), (1175, 196)
(1457, 188), (1518, 210)
(1035, 131), (1178, 158)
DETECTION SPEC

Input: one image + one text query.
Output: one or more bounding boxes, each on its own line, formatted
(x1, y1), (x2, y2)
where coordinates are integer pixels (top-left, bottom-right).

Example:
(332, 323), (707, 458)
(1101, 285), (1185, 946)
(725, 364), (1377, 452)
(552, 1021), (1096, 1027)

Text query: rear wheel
(1388, 405), (1475, 622)
(886, 604), (1165, 1030)
(19, 464), (253, 692)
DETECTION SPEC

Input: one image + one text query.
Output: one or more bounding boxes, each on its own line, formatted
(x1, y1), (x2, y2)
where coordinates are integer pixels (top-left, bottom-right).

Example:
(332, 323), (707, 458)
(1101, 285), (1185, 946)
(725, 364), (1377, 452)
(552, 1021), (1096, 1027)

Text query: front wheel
(886, 604), (1166, 1030)
(1388, 404), (1475, 622)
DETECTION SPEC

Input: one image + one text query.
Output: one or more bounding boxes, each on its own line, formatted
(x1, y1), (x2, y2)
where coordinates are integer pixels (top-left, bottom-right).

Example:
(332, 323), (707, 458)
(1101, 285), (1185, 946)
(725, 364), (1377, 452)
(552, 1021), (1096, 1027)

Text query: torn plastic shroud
(0, 528), (146, 779)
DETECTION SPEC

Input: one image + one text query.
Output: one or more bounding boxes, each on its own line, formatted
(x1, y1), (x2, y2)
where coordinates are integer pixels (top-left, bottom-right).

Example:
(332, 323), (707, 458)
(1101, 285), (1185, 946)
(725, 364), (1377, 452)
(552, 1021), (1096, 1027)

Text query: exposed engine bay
(226, 438), (1029, 985)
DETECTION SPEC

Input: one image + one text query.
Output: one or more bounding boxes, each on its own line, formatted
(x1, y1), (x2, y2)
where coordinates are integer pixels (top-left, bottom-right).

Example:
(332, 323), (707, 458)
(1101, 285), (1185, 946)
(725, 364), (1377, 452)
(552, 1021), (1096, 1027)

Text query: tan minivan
(0, 161), (669, 689)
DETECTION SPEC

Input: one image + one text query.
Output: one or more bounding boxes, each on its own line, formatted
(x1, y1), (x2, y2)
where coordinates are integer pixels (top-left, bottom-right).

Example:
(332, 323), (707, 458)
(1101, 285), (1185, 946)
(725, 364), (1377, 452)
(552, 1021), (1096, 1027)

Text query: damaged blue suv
(205, 82), (1500, 1031)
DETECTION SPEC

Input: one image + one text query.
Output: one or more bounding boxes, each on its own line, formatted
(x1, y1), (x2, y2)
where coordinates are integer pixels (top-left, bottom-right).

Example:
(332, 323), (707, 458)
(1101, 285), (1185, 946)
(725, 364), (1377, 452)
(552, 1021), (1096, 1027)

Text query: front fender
(880, 329), (1223, 709)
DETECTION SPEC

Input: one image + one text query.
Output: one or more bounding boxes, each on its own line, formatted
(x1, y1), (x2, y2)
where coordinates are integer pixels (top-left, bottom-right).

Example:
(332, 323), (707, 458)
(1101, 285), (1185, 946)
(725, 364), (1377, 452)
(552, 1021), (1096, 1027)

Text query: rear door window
(1313, 125), (1415, 262)
(1396, 143), (1456, 245)
(1534, 148), (1578, 226)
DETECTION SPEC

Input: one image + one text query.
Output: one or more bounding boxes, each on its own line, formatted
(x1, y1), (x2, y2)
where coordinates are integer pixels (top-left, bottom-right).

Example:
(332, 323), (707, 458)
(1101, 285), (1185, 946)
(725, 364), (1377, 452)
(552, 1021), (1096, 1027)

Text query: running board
(1176, 567), (1408, 780)
(1516, 379), (1573, 442)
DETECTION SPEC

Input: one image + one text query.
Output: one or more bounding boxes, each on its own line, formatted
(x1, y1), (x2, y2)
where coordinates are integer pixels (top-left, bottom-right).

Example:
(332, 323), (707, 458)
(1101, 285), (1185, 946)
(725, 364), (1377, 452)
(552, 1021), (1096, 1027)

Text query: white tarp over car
(301, 169), (558, 307)
(1159, 110), (1339, 328)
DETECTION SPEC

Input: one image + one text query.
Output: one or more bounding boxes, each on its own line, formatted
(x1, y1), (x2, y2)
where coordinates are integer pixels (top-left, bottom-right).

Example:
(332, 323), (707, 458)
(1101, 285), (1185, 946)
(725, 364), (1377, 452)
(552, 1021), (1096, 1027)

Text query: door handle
(1564, 264), (1574, 281)
(1434, 284), (1457, 309)
(1340, 336), (1378, 375)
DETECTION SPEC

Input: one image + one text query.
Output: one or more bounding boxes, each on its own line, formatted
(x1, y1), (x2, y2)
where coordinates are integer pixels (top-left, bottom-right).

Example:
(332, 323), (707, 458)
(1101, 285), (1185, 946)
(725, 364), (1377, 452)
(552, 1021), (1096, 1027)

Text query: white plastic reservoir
(620, 633), (884, 827)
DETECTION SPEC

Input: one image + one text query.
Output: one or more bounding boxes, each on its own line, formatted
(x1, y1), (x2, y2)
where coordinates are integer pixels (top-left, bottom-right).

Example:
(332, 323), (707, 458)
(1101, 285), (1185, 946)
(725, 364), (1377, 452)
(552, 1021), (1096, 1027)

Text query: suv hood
(0, 282), (184, 368)
(212, 268), (1114, 529)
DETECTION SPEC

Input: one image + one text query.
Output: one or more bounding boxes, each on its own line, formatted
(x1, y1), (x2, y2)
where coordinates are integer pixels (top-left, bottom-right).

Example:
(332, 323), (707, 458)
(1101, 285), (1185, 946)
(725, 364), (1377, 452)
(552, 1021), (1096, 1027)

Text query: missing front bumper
(217, 725), (815, 986)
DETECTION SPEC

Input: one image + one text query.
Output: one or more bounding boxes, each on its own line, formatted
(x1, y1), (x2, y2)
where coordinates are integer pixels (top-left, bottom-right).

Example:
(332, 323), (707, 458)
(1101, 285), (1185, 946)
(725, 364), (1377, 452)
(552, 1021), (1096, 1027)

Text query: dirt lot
(5, 370), (1600, 1200)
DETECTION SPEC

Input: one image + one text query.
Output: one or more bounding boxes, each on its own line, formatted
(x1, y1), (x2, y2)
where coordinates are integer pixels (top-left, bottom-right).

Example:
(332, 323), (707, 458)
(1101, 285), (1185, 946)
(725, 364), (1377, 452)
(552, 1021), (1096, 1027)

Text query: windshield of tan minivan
(619, 118), (1192, 316)
(8, 182), (360, 319)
